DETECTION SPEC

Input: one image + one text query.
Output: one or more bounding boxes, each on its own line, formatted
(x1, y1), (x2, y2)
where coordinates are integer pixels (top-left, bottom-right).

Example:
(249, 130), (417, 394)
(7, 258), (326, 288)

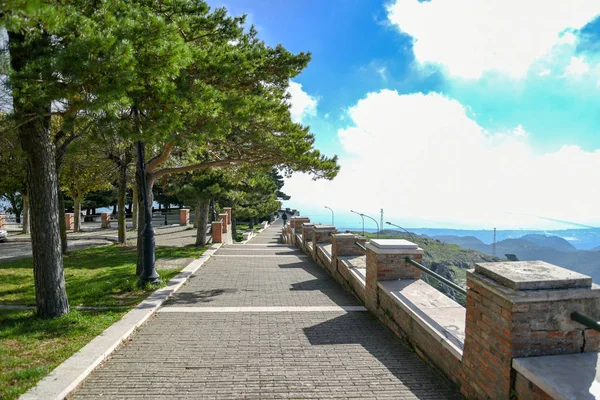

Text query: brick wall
(514, 371), (554, 400)
(211, 221), (222, 243)
(179, 209), (190, 226)
(461, 263), (600, 399)
(331, 233), (366, 258)
(377, 287), (463, 385)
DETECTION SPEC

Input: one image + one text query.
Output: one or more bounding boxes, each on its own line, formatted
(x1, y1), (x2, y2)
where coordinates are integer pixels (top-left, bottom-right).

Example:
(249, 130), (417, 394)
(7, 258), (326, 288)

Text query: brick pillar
(461, 261), (600, 399)
(211, 221), (223, 243)
(65, 213), (75, 230)
(179, 209), (190, 226)
(0, 214), (5, 229)
(331, 233), (366, 259)
(312, 225), (337, 259)
(223, 207), (232, 226)
(365, 239), (423, 312)
(290, 216), (310, 230)
(300, 223), (317, 252)
(218, 213), (228, 233)
(101, 212), (111, 228)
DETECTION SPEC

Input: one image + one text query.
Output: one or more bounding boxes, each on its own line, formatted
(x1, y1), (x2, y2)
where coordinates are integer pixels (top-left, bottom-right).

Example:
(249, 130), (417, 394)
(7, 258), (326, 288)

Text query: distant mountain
(520, 234), (576, 252)
(594, 245), (600, 251)
(410, 227), (600, 250)
(431, 234), (600, 283)
(432, 235), (485, 247)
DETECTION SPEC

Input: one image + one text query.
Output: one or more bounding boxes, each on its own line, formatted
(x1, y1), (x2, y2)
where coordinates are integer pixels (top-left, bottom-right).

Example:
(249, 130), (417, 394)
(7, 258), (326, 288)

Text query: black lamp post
(350, 210), (364, 236)
(359, 212), (380, 238)
(137, 141), (161, 287)
(324, 206), (334, 226)
(386, 221), (416, 242)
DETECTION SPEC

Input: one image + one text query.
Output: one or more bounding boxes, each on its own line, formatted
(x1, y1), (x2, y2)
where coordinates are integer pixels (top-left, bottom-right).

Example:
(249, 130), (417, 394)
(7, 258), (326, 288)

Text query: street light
(386, 221), (415, 242)
(324, 206), (334, 226)
(359, 212), (380, 239)
(136, 140), (161, 287)
(349, 210), (364, 236)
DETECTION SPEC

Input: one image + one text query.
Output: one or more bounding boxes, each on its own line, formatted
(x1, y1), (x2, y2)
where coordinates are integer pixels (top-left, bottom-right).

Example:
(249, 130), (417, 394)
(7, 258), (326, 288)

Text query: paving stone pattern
(70, 220), (460, 399)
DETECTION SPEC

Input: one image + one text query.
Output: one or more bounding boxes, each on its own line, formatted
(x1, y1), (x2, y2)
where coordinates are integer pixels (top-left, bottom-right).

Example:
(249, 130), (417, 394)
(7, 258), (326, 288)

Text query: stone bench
(242, 231), (254, 241)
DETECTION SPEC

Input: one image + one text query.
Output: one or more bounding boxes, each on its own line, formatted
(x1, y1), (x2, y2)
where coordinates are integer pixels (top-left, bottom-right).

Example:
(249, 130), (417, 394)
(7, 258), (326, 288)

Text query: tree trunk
(57, 188), (68, 254)
(117, 160), (127, 244)
(112, 204), (117, 215)
(22, 194), (29, 234)
(9, 27), (69, 319)
(232, 217), (237, 239)
(135, 163), (154, 276)
(249, 218), (255, 229)
(73, 195), (82, 232)
(193, 204), (199, 228)
(132, 184), (138, 230)
(195, 198), (210, 246)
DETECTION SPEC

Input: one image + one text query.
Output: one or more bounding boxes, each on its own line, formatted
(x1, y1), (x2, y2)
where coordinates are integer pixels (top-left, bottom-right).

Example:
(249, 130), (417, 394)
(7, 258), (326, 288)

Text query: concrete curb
(19, 243), (222, 400)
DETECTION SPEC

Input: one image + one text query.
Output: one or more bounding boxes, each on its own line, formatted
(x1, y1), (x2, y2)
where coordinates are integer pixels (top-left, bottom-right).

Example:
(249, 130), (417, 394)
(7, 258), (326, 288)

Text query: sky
(210, 0), (600, 230)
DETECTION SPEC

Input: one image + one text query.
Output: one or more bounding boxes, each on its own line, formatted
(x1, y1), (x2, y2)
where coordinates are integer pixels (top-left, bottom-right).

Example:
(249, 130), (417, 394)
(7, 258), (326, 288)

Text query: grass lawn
(0, 244), (206, 400)
(234, 223), (262, 242)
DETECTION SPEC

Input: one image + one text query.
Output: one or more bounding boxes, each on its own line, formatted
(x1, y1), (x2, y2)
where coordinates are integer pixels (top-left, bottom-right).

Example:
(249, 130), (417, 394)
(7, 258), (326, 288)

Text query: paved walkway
(70, 220), (460, 399)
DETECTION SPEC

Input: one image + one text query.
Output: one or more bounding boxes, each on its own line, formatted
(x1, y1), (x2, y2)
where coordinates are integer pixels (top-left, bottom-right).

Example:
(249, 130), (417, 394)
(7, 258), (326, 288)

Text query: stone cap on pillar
(223, 207), (231, 210)
(332, 233), (361, 239)
(313, 225), (336, 231)
(475, 261), (592, 291)
(366, 239), (423, 255)
(469, 260), (600, 303)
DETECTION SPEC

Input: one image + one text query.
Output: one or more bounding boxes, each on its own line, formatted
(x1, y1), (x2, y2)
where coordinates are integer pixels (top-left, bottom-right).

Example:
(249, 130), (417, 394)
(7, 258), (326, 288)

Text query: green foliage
(0, 117), (27, 199)
(505, 253), (519, 261)
(60, 142), (116, 200)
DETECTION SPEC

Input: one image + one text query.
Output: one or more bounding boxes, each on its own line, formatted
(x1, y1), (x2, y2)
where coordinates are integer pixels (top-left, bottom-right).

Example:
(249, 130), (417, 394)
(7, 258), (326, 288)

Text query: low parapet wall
(284, 220), (600, 399)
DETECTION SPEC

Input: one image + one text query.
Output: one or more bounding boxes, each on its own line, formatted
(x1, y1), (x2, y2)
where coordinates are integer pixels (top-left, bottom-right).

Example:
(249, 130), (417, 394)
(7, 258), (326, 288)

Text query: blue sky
(211, 0), (600, 230)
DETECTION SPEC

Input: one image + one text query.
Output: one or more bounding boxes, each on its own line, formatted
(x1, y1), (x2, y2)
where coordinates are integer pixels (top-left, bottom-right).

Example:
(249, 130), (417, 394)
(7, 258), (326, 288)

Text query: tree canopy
(2, 0), (339, 318)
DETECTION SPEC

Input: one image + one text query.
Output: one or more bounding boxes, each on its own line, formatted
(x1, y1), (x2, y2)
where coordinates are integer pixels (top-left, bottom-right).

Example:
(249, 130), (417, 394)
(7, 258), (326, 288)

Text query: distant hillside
(431, 234), (600, 283)
(594, 245), (600, 251)
(432, 235), (485, 247)
(410, 227), (600, 250)
(520, 234), (576, 252)
(358, 232), (501, 304)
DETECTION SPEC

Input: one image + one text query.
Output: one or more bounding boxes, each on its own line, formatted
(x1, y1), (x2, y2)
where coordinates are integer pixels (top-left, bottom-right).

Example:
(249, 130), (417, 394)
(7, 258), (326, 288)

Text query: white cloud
(283, 90), (600, 228)
(287, 81), (317, 123)
(565, 56), (591, 76)
(538, 69), (552, 77)
(377, 67), (387, 81)
(387, 0), (600, 78)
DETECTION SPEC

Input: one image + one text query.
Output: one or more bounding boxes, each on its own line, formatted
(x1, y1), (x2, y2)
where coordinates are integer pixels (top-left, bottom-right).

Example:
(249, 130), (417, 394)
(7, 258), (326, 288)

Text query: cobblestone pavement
(70, 221), (461, 399)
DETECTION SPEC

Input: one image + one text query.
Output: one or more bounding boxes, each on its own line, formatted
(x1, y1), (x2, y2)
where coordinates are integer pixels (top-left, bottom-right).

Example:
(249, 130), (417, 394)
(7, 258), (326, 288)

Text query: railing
(353, 241), (467, 296)
(571, 311), (600, 332)
(406, 257), (468, 296)
(354, 241), (366, 252)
